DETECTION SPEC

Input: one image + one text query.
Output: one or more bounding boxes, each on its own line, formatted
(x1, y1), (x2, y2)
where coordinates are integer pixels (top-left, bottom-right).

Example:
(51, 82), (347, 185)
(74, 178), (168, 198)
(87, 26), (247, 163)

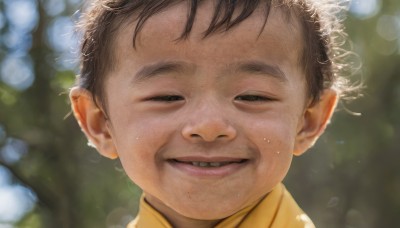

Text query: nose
(181, 104), (237, 143)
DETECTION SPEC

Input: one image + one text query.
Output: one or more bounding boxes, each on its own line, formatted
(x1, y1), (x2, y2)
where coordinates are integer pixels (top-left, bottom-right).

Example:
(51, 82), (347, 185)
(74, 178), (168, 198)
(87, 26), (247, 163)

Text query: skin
(70, 2), (338, 228)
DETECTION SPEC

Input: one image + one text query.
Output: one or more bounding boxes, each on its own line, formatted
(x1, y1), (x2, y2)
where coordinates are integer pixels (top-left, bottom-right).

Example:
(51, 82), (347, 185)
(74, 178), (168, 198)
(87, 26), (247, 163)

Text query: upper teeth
(191, 162), (227, 167)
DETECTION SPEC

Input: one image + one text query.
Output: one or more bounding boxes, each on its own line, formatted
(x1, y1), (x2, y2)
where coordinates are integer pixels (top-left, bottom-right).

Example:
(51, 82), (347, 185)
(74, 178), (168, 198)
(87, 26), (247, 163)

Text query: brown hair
(76, 0), (354, 108)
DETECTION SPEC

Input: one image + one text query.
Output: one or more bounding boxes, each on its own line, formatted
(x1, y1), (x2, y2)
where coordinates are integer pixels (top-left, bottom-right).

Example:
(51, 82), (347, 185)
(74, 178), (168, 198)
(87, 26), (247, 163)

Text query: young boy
(70, 0), (351, 227)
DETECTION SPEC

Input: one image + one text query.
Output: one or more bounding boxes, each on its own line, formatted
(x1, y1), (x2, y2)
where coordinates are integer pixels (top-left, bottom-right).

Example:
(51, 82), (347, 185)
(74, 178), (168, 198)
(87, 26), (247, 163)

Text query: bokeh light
(47, 16), (77, 52)
(4, 0), (38, 33)
(68, 0), (81, 5)
(349, 0), (381, 19)
(47, 16), (79, 70)
(376, 15), (400, 41)
(0, 138), (28, 165)
(43, 0), (66, 17)
(0, 55), (35, 91)
(2, 30), (33, 54)
(0, 166), (12, 186)
(0, 12), (5, 30)
(0, 185), (37, 223)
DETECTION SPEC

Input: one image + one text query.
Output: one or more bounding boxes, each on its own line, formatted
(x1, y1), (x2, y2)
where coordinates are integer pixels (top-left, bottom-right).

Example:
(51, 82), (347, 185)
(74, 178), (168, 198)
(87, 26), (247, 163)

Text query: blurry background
(0, 0), (399, 227)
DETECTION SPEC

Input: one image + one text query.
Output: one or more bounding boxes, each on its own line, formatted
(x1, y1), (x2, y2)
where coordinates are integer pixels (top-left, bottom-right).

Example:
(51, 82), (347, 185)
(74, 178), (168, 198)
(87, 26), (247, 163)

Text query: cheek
(109, 114), (176, 182)
(246, 112), (298, 150)
(245, 113), (298, 179)
(115, 131), (162, 192)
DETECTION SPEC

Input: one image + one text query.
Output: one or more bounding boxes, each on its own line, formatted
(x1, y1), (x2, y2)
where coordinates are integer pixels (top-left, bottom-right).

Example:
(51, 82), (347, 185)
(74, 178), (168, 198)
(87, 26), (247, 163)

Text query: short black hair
(77, 0), (354, 109)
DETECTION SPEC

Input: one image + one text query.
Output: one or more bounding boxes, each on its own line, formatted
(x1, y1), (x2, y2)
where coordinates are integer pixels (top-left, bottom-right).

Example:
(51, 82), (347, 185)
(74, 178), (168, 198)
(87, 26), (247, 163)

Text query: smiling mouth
(170, 159), (248, 168)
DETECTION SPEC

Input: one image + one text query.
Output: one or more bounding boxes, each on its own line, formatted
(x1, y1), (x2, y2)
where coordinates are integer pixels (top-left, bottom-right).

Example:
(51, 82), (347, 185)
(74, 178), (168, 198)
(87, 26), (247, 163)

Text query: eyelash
(147, 95), (274, 103)
(148, 95), (184, 102)
(235, 95), (274, 102)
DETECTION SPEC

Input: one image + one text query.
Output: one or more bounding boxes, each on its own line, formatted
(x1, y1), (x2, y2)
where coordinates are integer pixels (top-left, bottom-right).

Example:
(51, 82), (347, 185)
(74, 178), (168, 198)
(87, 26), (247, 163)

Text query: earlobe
(294, 89), (338, 156)
(69, 87), (118, 159)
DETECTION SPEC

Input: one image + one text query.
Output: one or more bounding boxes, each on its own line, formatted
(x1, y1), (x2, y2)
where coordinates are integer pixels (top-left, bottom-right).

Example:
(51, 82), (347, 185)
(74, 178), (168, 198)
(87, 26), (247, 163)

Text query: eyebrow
(133, 61), (190, 83)
(133, 60), (287, 83)
(234, 61), (287, 82)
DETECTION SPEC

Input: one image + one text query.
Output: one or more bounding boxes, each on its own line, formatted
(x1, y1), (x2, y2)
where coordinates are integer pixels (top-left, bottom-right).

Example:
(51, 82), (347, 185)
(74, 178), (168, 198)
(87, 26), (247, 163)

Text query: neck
(170, 217), (221, 228)
(144, 195), (223, 228)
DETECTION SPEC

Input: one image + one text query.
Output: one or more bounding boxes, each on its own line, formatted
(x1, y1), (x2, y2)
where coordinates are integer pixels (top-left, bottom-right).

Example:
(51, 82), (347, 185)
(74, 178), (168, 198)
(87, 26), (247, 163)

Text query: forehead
(113, 1), (303, 74)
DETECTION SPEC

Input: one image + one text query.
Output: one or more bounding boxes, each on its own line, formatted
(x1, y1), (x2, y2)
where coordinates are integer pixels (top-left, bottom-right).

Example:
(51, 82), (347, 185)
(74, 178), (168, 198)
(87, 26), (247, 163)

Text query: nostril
(193, 133), (230, 140)
(182, 122), (237, 142)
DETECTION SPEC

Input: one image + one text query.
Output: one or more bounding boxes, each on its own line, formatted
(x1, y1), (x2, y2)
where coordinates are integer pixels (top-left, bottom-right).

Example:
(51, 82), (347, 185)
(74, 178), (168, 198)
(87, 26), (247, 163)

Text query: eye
(148, 95), (184, 102)
(235, 95), (274, 102)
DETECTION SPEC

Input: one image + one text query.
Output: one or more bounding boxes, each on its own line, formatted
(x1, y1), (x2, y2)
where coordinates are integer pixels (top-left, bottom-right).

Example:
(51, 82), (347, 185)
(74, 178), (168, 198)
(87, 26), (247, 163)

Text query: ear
(69, 87), (118, 159)
(293, 89), (338, 156)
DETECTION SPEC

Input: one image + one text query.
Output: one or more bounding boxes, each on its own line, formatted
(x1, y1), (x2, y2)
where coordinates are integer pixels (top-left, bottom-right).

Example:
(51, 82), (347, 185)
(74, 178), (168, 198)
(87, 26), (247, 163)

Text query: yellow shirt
(127, 183), (315, 228)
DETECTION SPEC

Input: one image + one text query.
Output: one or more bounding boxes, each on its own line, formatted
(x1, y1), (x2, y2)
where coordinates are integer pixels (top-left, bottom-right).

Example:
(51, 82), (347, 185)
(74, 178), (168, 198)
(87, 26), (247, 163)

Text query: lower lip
(167, 160), (249, 178)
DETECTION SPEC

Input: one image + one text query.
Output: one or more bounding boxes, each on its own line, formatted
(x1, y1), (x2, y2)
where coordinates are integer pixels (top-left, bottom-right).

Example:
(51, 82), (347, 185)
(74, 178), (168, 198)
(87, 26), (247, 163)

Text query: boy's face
(71, 1), (337, 222)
